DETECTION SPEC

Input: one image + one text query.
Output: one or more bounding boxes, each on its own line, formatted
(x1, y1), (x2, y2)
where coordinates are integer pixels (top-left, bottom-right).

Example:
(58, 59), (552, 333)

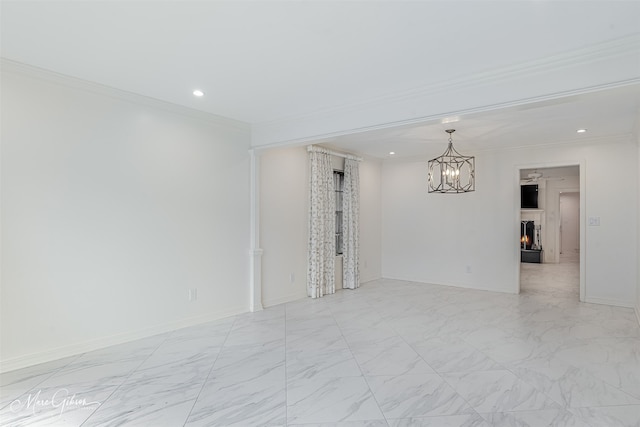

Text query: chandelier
(428, 129), (475, 193)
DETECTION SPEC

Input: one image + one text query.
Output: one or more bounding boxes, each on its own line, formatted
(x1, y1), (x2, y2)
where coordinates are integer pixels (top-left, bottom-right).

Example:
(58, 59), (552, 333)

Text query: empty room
(1, 1), (639, 426)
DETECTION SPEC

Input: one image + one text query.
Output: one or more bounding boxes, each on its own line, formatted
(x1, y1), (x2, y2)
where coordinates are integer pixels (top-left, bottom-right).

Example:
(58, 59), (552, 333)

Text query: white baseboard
(262, 292), (307, 308)
(262, 278), (383, 306)
(583, 297), (635, 309)
(381, 275), (516, 294)
(360, 275), (382, 284)
(381, 277), (639, 308)
(0, 305), (247, 374)
(261, 277), (381, 308)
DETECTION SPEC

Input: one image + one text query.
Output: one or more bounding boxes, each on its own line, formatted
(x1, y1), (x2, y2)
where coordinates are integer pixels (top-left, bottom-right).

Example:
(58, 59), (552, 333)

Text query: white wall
(260, 147), (309, 306)
(260, 147), (382, 306)
(359, 159), (383, 283)
(1, 67), (252, 371)
(382, 137), (638, 306)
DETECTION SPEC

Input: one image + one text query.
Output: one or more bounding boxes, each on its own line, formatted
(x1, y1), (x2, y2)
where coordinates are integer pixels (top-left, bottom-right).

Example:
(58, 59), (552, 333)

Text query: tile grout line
(383, 303), (485, 423)
(329, 295), (391, 426)
(0, 352), (84, 412)
(451, 327), (571, 415)
(180, 317), (238, 427)
(458, 326), (640, 411)
(284, 302), (289, 426)
(79, 332), (172, 426)
(5, 277), (640, 426)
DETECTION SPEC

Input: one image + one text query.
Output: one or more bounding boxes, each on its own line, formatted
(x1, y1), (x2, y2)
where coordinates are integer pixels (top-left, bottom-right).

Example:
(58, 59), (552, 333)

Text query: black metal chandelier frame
(427, 129), (475, 193)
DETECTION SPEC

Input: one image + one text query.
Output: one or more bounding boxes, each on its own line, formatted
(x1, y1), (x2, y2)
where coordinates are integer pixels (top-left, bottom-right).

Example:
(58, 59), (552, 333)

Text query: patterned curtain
(307, 148), (335, 298)
(343, 158), (360, 290)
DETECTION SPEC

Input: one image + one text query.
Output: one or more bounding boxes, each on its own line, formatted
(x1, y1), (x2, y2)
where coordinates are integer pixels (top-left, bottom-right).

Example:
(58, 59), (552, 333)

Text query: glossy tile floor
(2, 260), (640, 426)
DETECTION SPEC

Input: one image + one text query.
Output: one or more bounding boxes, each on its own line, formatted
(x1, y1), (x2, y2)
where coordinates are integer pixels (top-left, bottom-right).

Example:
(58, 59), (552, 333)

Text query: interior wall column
(249, 149), (264, 312)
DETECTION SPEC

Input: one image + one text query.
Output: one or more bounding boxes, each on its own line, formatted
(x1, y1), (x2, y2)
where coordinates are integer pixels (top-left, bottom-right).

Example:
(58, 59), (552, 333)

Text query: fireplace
(521, 220), (542, 263)
(521, 221), (534, 250)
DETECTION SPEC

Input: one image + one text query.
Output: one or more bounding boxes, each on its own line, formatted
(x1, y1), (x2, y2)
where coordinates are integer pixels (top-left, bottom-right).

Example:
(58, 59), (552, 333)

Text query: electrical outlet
(188, 288), (198, 302)
(289, 273), (295, 284)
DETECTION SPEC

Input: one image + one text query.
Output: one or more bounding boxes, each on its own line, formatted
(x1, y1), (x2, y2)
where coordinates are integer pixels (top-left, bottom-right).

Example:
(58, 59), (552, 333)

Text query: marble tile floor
(520, 253), (580, 301)
(2, 274), (639, 426)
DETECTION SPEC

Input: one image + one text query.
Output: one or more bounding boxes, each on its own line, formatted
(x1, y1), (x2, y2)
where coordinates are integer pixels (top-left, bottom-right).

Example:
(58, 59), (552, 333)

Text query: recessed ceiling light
(389, 151), (395, 155)
(441, 116), (460, 124)
(193, 90), (205, 97)
(577, 129), (587, 133)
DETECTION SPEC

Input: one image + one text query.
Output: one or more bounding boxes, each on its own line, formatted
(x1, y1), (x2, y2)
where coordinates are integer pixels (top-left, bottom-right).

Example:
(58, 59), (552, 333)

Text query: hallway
(521, 254), (580, 300)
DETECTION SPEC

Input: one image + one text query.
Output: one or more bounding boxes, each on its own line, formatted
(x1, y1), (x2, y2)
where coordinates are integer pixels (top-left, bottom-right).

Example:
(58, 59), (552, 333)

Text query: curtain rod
(307, 145), (363, 162)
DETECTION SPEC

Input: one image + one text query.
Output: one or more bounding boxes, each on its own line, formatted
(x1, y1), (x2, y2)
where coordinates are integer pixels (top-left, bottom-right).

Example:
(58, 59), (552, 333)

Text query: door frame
(515, 161), (586, 302)
(559, 191), (580, 257)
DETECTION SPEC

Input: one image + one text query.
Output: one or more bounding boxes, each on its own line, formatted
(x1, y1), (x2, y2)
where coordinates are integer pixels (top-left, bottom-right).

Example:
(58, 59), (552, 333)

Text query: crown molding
(256, 35), (640, 130)
(382, 133), (634, 164)
(251, 79), (640, 152)
(1, 58), (251, 133)
(252, 34), (640, 148)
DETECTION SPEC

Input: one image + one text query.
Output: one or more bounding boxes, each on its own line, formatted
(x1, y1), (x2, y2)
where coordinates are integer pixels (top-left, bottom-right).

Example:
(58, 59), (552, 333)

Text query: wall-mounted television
(521, 184), (538, 209)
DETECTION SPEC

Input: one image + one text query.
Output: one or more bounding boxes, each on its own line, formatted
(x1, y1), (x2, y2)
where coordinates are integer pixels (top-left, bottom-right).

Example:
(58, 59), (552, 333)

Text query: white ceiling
(2, 1), (640, 158)
(520, 166), (579, 181)
(318, 84), (640, 159)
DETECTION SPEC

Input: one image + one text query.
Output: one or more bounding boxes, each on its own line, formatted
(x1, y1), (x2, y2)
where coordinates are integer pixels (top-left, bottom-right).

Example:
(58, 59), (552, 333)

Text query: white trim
(262, 292), (307, 308)
(584, 297), (636, 309)
(382, 275), (517, 295)
(579, 163), (587, 302)
(1, 59), (251, 132)
(249, 150), (264, 312)
(360, 275), (383, 284)
(254, 83), (640, 149)
(252, 35), (640, 148)
(249, 247), (264, 312)
(0, 305), (247, 373)
(635, 305), (640, 327)
(254, 35), (640, 132)
(307, 145), (362, 162)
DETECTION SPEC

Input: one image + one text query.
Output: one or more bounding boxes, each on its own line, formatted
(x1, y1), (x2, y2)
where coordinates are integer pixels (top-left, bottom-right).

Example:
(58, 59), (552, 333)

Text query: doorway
(517, 165), (582, 301)
(560, 192), (580, 261)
